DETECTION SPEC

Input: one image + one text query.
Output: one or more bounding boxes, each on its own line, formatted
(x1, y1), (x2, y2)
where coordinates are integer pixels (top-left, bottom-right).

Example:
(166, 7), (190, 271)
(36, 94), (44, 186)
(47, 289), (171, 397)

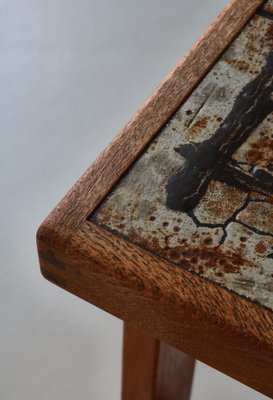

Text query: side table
(37, 0), (273, 398)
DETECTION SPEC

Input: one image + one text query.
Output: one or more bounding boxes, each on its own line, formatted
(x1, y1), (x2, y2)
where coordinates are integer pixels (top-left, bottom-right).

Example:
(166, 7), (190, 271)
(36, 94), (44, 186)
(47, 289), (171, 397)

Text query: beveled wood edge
(37, 0), (264, 244)
(36, 0), (273, 397)
(38, 221), (273, 397)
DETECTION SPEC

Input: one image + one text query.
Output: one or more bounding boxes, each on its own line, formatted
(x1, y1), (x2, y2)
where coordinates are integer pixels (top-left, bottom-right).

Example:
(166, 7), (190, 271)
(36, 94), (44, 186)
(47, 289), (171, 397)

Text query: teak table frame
(37, 0), (273, 398)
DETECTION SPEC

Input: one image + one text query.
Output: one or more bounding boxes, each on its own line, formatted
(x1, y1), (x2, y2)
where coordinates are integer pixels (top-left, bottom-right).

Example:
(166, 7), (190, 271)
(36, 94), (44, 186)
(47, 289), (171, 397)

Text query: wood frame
(37, 0), (273, 397)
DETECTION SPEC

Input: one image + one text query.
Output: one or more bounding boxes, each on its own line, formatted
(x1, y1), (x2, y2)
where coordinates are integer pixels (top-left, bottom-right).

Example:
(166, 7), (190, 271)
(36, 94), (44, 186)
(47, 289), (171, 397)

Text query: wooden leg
(122, 323), (195, 400)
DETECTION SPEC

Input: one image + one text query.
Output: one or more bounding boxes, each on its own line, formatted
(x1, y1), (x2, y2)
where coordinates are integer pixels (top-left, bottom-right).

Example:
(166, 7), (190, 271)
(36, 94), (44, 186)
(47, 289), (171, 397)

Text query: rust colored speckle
(127, 224), (246, 276)
(255, 240), (267, 254)
(193, 117), (209, 129)
(188, 117), (210, 139)
(266, 22), (273, 40)
(169, 249), (181, 260)
(224, 56), (250, 73)
(246, 135), (273, 164)
(170, 244), (245, 275)
(195, 180), (246, 225)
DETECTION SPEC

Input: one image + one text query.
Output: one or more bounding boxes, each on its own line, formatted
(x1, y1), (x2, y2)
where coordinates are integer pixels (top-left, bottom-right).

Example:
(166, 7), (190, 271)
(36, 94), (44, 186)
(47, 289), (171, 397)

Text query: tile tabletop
(91, 7), (273, 311)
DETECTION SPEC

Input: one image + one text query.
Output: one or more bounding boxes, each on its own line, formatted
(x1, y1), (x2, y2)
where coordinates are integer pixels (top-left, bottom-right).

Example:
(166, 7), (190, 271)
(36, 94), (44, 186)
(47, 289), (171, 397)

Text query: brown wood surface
(38, 220), (273, 397)
(122, 323), (158, 400)
(36, 0), (273, 398)
(122, 323), (195, 400)
(155, 337), (195, 400)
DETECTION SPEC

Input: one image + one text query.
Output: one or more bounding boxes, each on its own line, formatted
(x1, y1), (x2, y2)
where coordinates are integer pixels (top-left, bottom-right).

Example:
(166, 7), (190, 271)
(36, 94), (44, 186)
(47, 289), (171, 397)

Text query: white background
(1, 0), (270, 399)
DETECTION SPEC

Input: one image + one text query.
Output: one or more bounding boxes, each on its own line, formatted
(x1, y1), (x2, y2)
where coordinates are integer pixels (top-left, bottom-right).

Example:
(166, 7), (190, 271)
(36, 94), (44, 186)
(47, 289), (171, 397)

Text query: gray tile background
(1, 0), (269, 399)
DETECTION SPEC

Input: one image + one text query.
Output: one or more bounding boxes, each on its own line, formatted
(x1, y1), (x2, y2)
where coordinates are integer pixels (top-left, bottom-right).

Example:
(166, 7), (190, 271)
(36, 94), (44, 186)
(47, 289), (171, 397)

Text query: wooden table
(37, 0), (273, 398)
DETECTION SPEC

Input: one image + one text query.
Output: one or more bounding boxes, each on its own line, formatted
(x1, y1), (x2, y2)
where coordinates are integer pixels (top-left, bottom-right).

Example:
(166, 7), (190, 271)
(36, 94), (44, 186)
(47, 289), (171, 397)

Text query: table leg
(122, 323), (195, 400)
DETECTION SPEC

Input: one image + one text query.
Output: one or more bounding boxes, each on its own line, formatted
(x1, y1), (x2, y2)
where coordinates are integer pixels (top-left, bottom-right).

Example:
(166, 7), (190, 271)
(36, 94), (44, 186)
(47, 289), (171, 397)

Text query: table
(37, 0), (273, 398)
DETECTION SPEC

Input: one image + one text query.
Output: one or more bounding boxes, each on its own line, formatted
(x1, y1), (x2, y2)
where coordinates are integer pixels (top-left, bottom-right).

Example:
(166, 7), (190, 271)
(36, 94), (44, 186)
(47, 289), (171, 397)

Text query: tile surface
(92, 11), (273, 311)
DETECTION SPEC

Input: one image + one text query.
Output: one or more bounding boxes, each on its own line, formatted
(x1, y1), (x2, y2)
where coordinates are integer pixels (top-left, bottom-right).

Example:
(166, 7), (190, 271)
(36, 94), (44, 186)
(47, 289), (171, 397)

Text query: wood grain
(154, 336), (195, 400)
(36, 0), (273, 398)
(122, 323), (195, 400)
(38, 220), (273, 397)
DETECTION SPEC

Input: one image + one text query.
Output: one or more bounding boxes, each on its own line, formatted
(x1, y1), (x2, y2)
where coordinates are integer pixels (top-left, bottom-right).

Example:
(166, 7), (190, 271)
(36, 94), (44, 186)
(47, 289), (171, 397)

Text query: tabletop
(37, 1), (273, 398)
(92, 5), (273, 312)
